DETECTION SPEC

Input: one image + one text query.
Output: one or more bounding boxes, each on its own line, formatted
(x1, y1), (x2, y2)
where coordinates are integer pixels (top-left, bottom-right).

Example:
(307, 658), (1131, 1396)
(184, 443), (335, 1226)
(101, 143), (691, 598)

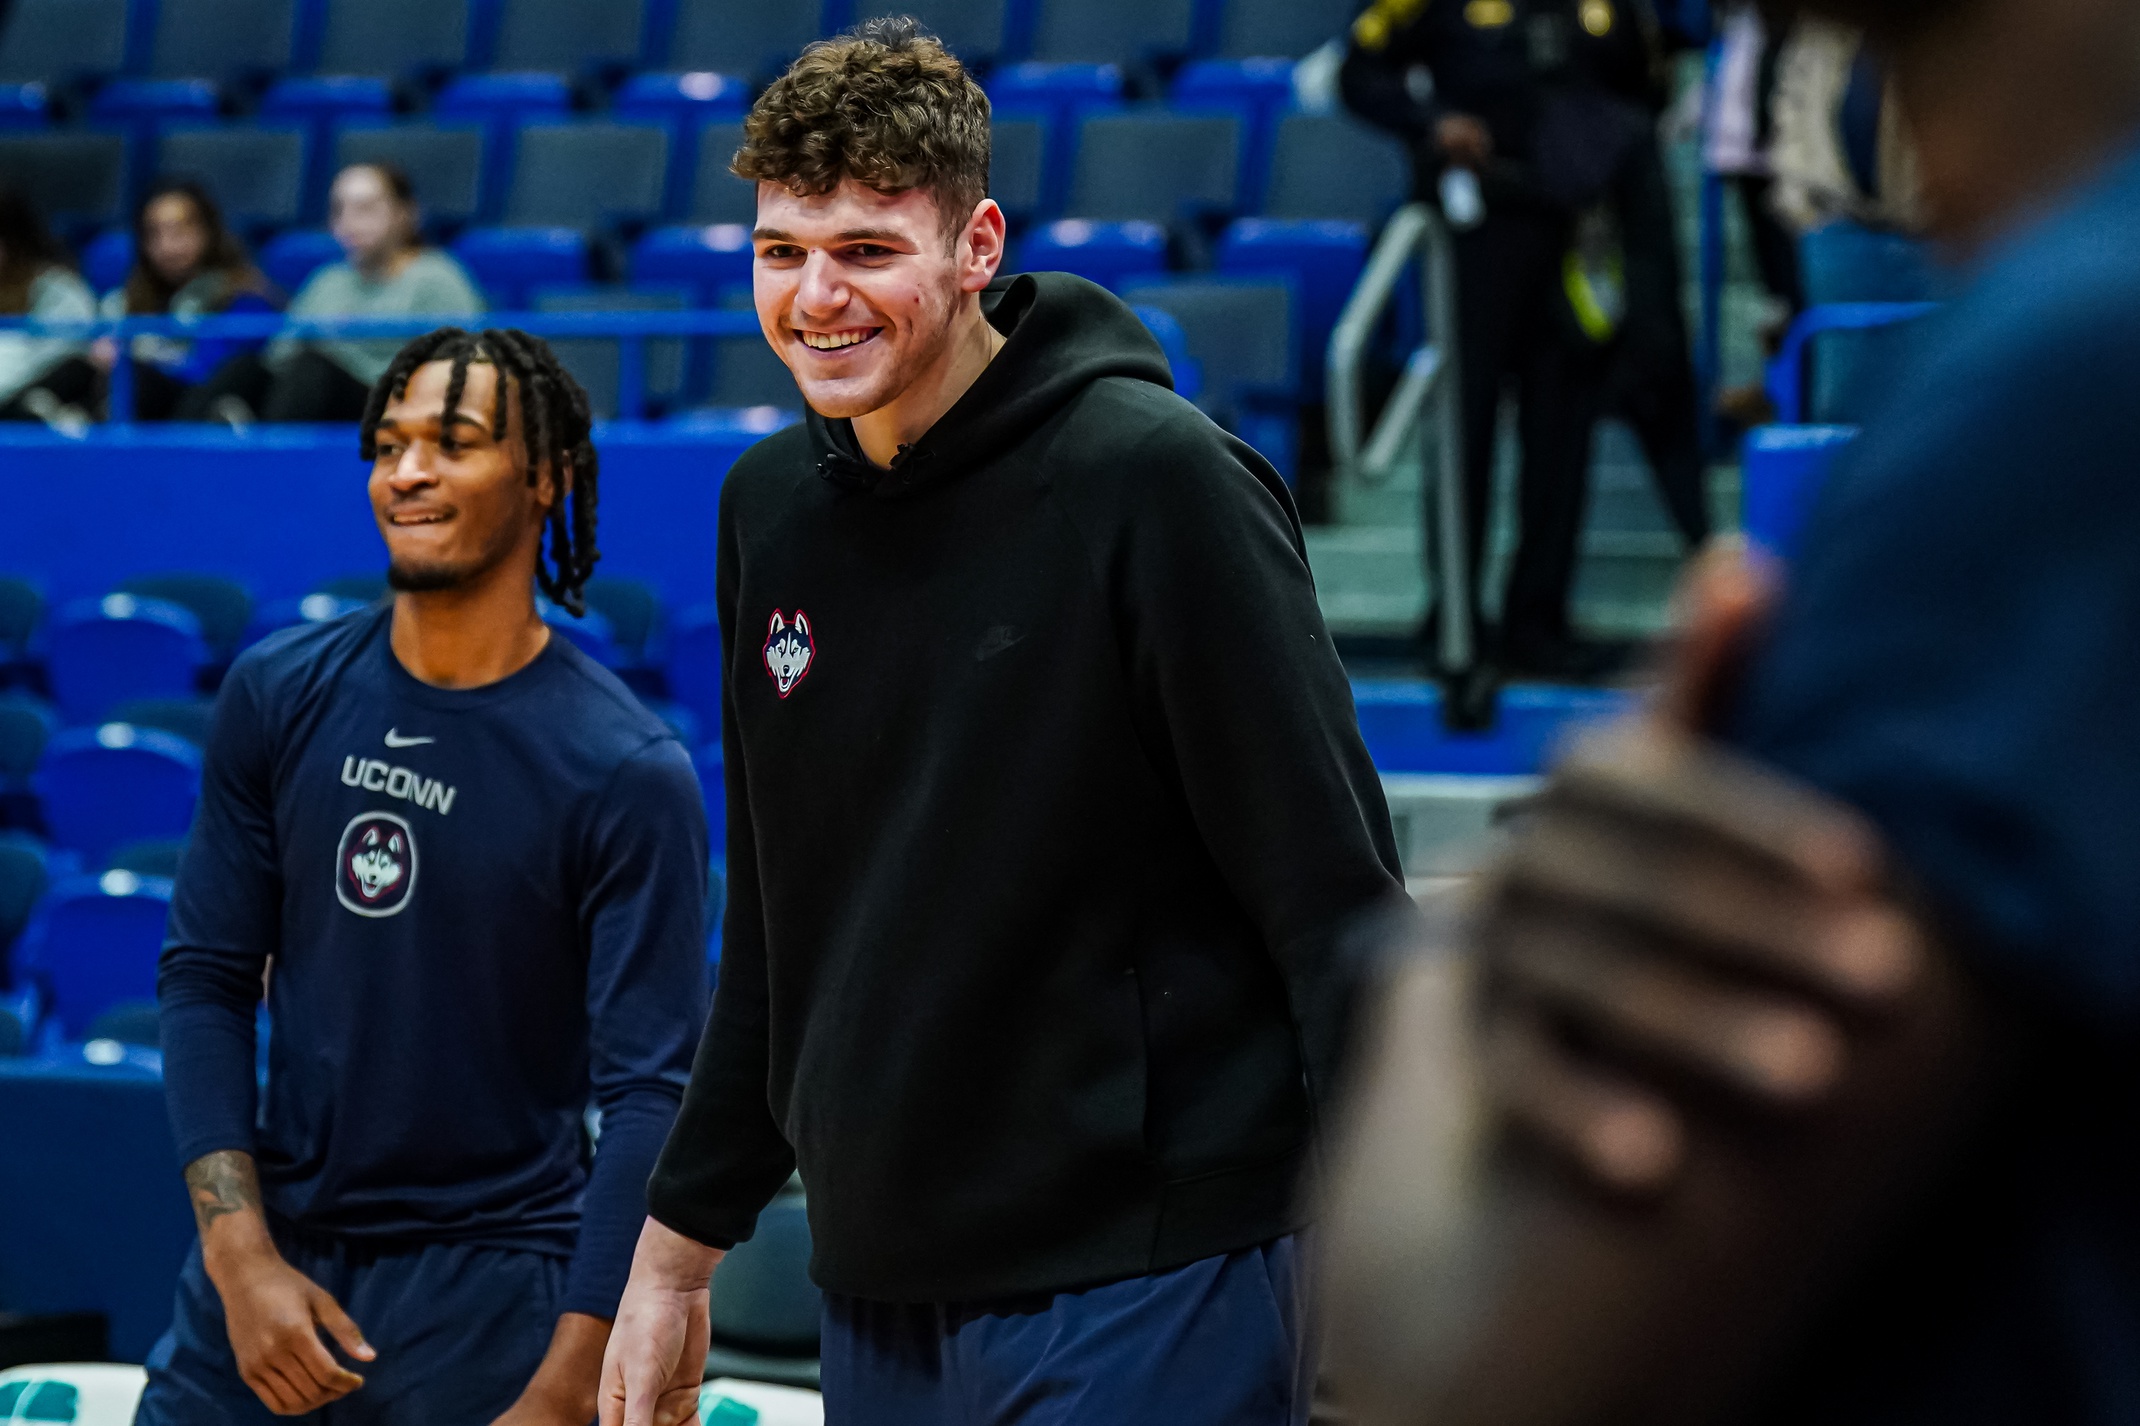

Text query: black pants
(0, 355), (98, 421)
(1449, 210), (1610, 649)
(261, 349), (373, 422)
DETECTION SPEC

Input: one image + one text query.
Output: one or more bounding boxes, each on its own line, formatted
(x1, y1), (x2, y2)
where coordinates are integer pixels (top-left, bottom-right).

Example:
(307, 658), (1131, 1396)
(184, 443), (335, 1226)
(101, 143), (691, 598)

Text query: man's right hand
(185, 1150), (373, 1416)
(598, 1217), (723, 1426)
(1435, 113), (1494, 169)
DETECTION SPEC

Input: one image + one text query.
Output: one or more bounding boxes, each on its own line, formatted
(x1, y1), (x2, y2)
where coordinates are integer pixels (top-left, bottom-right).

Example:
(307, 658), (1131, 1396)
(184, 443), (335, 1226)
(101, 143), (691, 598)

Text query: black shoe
(1501, 631), (1638, 684)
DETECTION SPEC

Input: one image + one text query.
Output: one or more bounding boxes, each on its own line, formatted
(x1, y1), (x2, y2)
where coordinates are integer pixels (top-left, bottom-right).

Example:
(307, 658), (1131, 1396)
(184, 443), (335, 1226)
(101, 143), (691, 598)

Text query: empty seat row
(0, 0), (1357, 89)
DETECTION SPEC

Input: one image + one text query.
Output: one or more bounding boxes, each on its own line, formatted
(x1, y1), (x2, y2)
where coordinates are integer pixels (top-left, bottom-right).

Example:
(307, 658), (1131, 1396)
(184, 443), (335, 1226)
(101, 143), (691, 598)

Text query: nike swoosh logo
(383, 729), (435, 749)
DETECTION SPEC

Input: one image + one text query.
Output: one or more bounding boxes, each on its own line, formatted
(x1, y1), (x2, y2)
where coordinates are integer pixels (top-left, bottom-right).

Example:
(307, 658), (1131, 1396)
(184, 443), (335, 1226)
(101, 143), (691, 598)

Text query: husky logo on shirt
(336, 812), (418, 918)
(763, 610), (815, 698)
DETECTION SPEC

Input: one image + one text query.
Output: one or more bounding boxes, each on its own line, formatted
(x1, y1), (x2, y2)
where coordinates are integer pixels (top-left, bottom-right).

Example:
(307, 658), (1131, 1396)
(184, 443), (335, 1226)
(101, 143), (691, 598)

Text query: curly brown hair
(732, 16), (991, 242)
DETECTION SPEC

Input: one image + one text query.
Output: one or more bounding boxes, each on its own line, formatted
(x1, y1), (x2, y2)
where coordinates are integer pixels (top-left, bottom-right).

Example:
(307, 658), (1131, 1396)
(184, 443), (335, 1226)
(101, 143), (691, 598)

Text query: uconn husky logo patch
(336, 811), (417, 917)
(763, 610), (815, 698)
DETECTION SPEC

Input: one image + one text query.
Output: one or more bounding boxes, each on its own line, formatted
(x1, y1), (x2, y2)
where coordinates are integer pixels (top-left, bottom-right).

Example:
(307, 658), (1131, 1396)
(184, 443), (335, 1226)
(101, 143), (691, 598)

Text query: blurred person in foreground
(1322, 0), (2140, 1420)
(600, 19), (1411, 1426)
(253, 162), (484, 422)
(0, 183), (96, 426)
(91, 179), (279, 422)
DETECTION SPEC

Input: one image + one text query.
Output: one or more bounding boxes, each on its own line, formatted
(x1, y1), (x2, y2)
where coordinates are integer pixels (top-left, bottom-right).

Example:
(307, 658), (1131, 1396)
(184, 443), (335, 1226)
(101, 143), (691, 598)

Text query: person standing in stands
(1342, 0), (1665, 681)
(140, 328), (709, 1426)
(0, 184), (97, 427)
(253, 164), (485, 423)
(599, 20), (1412, 1426)
(89, 180), (280, 423)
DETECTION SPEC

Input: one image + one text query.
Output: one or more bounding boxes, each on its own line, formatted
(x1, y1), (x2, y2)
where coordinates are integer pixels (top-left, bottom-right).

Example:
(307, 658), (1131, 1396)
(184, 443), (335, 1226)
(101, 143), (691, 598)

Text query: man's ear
(532, 454), (573, 514)
(961, 198), (1008, 293)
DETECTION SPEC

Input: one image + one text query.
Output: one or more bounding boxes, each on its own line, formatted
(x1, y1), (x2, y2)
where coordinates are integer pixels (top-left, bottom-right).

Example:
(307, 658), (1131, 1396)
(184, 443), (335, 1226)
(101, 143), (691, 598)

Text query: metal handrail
(1325, 201), (1470, 674)
(1765, 300), (1937, 424)
(0, 309), (767, 423)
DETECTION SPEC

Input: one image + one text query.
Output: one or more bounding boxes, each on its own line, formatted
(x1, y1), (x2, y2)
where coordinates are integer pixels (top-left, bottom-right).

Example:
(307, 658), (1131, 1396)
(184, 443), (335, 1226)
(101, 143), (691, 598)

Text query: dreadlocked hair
(359, 326), (602, 616)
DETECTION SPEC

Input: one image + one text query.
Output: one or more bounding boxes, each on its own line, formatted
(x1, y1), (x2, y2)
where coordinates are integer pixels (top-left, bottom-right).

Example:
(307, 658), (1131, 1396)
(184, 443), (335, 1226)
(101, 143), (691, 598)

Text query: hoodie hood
(809, 271), (1176, 497)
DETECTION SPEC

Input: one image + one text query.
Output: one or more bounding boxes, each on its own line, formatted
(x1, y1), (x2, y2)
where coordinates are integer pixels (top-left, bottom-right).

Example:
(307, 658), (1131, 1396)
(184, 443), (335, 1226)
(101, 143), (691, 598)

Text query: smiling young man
(138, 329), (709, 1426)
(598, 20), (1413, 1426)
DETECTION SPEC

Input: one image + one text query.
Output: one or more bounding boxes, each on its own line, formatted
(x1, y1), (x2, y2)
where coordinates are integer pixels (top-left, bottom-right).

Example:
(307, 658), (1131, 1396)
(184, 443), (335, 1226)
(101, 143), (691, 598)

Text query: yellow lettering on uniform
(1580, 0), (1615, 35)
(1465, 0), (1515, 28)
(1354, 0), (1432, 50)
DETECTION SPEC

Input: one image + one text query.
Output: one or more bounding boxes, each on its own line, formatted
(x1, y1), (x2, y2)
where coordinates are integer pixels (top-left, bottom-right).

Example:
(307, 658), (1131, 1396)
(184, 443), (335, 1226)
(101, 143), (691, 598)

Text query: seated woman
(0, 184), (97, 425)
(94, 179), (279, 422)
(259, 161), (485, 421)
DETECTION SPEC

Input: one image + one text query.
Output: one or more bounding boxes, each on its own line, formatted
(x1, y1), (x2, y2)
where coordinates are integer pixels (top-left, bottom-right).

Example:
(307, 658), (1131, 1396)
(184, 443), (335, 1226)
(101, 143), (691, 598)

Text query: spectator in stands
(1341, 0), (1661, 682)
(1322, 0), (2140, 1415)
(257, 162), (483, 422)
(0, 183), (96, 427)
(89, 180), (279, 423)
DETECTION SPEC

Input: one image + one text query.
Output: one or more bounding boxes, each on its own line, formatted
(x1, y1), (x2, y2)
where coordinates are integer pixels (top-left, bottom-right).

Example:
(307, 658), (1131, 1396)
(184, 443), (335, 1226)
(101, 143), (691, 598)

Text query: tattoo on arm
(184, 1150), (262, 1236)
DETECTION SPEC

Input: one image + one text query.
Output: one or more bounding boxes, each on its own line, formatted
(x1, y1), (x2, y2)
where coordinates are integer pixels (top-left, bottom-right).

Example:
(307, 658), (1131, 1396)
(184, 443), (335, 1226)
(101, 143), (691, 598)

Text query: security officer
(1342, 0), (1667, 681)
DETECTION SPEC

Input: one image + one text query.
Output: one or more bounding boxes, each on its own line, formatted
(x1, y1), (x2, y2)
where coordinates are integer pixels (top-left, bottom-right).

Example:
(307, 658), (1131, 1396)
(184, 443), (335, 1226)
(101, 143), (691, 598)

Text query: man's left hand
(490, 1312), (613, 1426)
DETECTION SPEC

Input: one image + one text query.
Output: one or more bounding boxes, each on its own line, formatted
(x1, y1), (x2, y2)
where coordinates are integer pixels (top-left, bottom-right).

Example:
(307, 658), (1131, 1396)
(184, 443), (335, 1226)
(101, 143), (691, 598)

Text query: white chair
(0, 1363), (146, 1424)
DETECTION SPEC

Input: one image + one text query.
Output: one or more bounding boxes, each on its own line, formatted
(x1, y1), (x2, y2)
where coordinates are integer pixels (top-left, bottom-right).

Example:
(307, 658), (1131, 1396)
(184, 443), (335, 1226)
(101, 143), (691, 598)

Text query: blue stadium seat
(258, 228), (343, 297)
(312, 0), (472, 78)
(1129, 303), (1202, 403)
(147, 0), (297, 80)
(154, 124), (309, 234)
(1018, 219), (1166, 291)
(0, 832), (49, 970)
(313, 573), (388, 602)
(261, 76), (391, 206)
(1214, 0), (1355, 58)
(433, 72), (573, 213)
(0, 86), (46, 129)
(491, 0), (647, 74)
(109, 698), (215, 748)
(664, 405), (798, 438)
(582, 577), (661, 664)
(1030, 0), (1193, 63)
(1217, 217), (1366, 399)
(243, 592), (367, 648)
(0, 131), (129, 233)
(1799, 223), (1939, 423)
(704, 330), (801, 413)
(632, 223), (752, 303)
(1171, 58), (1293, 205)
(855, 0), (1008, 64)
(1120, 275), (1298, 475)
(686, 119), (755, 225)
(703, 1186), (819, 1386)
(0, 0), (130, 84)
(15, 871), (177, 1041)
(79, 227), (134, 292)
(34, 727), (203, 869)
(639, 700), (701, 748)
(0, 578), (41, 665)
(331, 121), (488, 229)
(88, 78), (219, 128)
(1064, 108), (1242, 224)
(530, 283), (690, 419)
(1261, 111), (1410, 223)
(540, 600), (620, 666)
(989, 114), (1047, 225)
(450, 226), (589, 307)
(614, 73), (752, 213)
(45, 596), (208, 728)
(503, 121), (671, 230)
(690, 743), (724, 857)
(666, 605), (724, 739)
(114, 574), (252, 662)
(986, 61), (1125, 119)
(666, 0), (825, 80)
(0, 699), (55, 834)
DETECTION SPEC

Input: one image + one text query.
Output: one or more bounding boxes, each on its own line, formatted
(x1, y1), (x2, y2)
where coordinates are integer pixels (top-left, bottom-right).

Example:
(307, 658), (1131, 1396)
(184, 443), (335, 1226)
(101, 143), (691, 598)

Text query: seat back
(1262, 110), (1409, 223)
(333, 121), (488, 228)
(707, 1189), (820, 1354)
(667, 0), (824, 79)
(988, 114), (1046, 224)
(149, 0), (297, 79)
(450, 226), (589, 307)
(19, 872), (177, 1040)
(115, 573), (253, 660)
(631, 224), (753, 303)
(316, 0), (472, 77)
(493, 0), (647, 73)
(0, 575), (39, 657)
(1217, 217), (1367, 399)
(1065, 109), (1241, 223)
(688, 120), (756, 225)
(0, 131), (129, 231)
(0, 0), (130, 83)
(666, 606), (725, 737)
(1119, 275), (1296, 419)
(505, 122), (671, 229)
(540, 601), (621, 666)
(854, 0), (1006, 63)
(46, 596), (207, 728)
(258, 228), (343, 295)
(530, 283), (689, 418)
(108, 698), (216, 749)
(1017, 219), (1167, 291)
(155, 125), (309, 232)
(1218, 0), (1356, 58)
(0, 697), (54, 781)
(1031, 0), (1193, 63)
(582, 577), (661, 662)
(34, 727), (203, 868)
(104, 839), (187, 881)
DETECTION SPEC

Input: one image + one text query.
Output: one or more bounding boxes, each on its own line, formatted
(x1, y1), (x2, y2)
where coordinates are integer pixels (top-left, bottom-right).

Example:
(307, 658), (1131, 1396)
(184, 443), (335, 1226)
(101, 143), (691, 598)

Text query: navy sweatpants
(819, 1236), (1311, 1426)
(135, 1229), (564, 1425)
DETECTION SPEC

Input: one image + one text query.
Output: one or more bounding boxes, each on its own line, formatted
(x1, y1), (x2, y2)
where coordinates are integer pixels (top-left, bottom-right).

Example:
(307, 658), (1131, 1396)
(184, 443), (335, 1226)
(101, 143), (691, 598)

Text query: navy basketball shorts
(135, 1227), (565, 1425)
(819, 1235), (1312, 1426)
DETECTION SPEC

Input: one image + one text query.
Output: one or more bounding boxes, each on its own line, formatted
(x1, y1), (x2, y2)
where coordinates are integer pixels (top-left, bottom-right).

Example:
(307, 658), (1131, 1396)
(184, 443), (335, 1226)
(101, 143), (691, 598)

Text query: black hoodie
(646, 272), (1412, 1303)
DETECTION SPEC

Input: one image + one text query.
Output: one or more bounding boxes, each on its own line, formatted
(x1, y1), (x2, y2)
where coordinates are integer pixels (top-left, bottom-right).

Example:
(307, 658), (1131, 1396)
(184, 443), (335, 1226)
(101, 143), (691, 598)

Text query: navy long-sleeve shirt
(158, 605), (709, 1319)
